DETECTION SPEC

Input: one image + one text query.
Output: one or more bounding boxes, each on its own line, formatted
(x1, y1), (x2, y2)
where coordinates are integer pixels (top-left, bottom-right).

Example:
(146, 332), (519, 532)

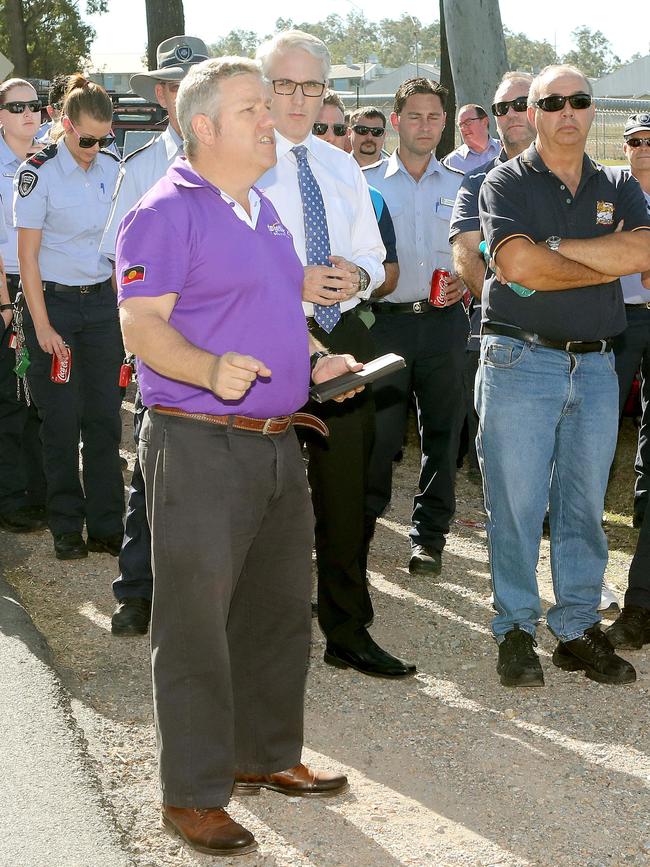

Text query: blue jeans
(475, 335), (619, 642)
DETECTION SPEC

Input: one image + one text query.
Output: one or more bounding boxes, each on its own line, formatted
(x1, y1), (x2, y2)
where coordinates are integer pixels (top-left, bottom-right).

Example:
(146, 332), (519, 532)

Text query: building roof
(593, 54), (650, 99)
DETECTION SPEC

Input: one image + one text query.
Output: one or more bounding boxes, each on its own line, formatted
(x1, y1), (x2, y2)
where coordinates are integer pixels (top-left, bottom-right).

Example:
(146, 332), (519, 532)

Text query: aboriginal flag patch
(122, 265), (146, 285)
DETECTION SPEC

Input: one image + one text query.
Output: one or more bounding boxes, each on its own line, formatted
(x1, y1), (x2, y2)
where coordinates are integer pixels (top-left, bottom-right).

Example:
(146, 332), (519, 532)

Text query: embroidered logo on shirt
(596, 201), (615, 225)
(17, 170), (38, 198)
(267, 221), (290, 237)
(121, 265), (146, 285)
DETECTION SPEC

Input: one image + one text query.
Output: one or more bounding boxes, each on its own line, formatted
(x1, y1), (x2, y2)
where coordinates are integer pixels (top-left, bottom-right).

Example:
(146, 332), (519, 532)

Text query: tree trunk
(144, 0), (185, 71)
(5, 0), (29, 77)
(437, 0), (455, 159)
(442, 0), (508, 139)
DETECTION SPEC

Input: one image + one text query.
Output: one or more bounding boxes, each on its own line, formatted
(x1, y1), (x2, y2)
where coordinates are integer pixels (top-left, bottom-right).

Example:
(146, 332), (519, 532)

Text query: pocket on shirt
(48, 189), (85, 240)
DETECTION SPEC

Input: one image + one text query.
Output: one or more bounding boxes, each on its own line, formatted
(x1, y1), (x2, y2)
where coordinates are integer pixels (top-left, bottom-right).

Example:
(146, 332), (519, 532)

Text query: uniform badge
(440, 196), (456, 207)
(17, 170), (38, 198)
(596, 201), (614, 225)
(122, 265), (146, 285)
(175, 44), (193, 62)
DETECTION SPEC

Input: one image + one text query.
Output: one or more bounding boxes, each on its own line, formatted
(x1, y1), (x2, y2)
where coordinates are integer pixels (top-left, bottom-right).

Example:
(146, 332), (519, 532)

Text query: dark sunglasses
(626, 138), (650, 148)
(313, 122), (347, 137)
(352, 124), (385, 137)
(535, 93), (592, 112)
(491, 96), (529, 117)
(0, 100), (42, 114)
(67, 116), (115, 149)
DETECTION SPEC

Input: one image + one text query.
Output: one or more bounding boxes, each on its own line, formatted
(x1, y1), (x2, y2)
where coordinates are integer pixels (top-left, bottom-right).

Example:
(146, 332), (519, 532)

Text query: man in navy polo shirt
(477, 64), (650, 689)
(116, 57), (355, 857)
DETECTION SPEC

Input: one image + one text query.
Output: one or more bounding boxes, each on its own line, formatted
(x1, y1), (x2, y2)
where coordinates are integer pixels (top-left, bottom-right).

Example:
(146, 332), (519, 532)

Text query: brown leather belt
(153, 405), (329, 437)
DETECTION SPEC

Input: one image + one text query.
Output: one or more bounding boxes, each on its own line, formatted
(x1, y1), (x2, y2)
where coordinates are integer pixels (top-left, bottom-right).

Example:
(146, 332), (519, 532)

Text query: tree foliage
(562, 26), (620, 79)
(504, 28), (557, 73)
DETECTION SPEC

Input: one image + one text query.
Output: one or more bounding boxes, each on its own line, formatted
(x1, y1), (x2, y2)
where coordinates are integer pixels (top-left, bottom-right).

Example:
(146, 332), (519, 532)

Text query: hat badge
(175, 44), (193, 62)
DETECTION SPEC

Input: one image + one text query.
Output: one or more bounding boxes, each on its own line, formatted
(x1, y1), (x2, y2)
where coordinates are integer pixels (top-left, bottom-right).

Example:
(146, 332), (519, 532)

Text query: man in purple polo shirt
(116, 57), (357, 857)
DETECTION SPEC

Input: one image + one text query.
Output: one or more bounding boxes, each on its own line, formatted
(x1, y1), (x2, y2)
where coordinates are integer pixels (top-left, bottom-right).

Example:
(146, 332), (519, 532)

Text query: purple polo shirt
(116, 158), (309, 417)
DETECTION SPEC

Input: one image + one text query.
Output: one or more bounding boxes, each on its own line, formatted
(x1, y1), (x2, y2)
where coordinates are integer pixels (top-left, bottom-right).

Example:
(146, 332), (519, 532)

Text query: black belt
(44, 279), (110, 294)
(5, 273), (20, 300)
(372, 300), (435, 314)
(306, 305), (366, 330)
(625, 302), (650, 309)
(482, 323), (612, 354)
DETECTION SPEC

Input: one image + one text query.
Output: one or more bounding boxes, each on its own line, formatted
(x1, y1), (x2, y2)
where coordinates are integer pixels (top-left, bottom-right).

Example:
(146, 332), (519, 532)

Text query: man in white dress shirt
(257, 30), (416, 679)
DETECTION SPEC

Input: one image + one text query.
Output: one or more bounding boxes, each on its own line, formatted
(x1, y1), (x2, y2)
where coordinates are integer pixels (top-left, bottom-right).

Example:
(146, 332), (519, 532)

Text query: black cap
(624, 113), (650, 138)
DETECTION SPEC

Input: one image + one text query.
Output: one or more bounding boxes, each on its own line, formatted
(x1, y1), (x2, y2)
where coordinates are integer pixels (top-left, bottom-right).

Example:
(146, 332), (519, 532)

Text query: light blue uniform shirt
(13, 139), (119, 285)
(364, 149), (463, 303)
(0, 134), (22, 272)
(100, 125), (183, 260)
(442, 137), (501, 174)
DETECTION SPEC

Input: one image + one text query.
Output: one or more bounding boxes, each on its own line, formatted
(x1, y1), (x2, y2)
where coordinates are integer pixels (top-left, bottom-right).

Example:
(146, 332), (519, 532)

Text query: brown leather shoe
(232, 762), (349, 798)
(161, 805), (257, 856)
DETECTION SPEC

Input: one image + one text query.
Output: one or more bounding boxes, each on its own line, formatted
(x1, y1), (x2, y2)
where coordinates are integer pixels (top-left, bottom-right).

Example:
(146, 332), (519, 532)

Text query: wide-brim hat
(625, 113), (650, 138)
(130, 36), (210, 102)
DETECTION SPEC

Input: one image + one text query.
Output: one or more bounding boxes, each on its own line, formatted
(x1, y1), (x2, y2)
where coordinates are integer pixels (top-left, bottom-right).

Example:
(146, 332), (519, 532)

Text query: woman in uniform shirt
(15, 74), (124, 561)
(0, 78), (46, 534)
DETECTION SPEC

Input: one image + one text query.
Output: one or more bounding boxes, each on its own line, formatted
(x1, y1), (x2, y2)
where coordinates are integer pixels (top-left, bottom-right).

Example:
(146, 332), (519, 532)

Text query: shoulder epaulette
(26, 143), (58, 169)
(99, 148), (120, 161)
(123, 135), (159, 163)
(443, 162), (464, 176)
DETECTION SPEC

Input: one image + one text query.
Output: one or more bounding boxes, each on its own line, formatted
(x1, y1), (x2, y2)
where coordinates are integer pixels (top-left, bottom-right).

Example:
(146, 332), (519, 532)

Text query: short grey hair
(176, 56), (261, 158)
(528, 64), (592, 107)
(256, 29), (330, 82)
(494, 71), (533, 100)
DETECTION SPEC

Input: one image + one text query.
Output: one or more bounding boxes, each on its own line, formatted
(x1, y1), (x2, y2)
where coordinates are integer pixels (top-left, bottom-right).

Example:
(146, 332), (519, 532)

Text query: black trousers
(613, 305), (650, 517)
(301, 311), (376, 648)
(365, 304), (469, 551)
(0, 275), (45, 513)
(23, 282), (124, 536)
(140, 411), (313, 807)
(625, 504), (650, 610)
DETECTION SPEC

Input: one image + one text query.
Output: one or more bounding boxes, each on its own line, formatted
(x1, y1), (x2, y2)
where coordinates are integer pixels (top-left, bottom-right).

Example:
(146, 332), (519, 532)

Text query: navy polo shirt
(478, 143), (650, 341)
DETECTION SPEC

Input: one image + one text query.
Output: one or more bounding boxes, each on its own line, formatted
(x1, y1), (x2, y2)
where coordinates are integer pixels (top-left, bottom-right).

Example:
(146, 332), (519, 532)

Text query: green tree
(0, 0), (101, 79)
(562, 26), (620, 78)
(379, 15), (440, 67)
(504, 28), (557, 72)
(210, 29), (259, 59)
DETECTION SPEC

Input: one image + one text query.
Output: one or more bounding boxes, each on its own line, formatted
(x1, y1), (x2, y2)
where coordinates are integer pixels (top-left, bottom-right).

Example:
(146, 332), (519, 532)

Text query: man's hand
(302, 256), (360, 305)
(208, 352), (271, 401)
(312, 352), (364, 402)
(441, 273), (464, 306)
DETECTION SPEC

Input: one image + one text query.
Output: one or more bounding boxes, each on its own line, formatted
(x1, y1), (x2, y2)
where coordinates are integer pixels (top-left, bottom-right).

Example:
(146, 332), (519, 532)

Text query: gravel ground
(2, 407), (650, 867)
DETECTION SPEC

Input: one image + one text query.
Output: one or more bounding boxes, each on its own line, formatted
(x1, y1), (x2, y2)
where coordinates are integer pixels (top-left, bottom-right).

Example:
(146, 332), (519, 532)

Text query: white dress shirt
(620, 188), (650, 304)
(258, 131), (385, 316)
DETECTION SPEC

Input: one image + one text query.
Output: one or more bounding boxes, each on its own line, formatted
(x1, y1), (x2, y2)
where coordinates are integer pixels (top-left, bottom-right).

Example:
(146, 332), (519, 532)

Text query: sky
(85, 0), (650, 66)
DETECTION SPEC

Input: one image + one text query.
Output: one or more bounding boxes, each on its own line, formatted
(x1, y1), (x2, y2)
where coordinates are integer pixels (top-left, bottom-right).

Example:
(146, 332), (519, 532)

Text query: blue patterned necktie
(292, 145), (341, 333)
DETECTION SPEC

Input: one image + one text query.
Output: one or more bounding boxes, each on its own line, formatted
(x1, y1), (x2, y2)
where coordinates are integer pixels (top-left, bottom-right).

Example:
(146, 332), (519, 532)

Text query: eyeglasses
(458, 116), (483, 129)
(313, 121), (347, 137)
(535, 93), (592, 112)
(626, 137), (650, 148)
(0, 100), (42, 114)
(272, 79), (325, 98)
(491, 97), (529, 117)
(352, 124), (385, 137)
(66, 116), (115, 149)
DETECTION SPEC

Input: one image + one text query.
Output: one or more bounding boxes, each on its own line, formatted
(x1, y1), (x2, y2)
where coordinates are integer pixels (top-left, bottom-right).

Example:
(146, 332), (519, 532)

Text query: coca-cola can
(118, 362), (132, 388)
(50, 344), (71, 384)
(429, 268), (451, 307)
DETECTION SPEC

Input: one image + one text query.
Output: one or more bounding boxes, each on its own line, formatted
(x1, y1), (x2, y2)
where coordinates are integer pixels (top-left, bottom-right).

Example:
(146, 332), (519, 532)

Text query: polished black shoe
(408, 545), (442, 576)
(53, 532), (88, 560)
(87, 533), (123, 557)
(497, 626), (544, 688)
(111, 597), (151, 636)
(552, 624), (636, 684)
(324, 633), (416, 679)
(0, 505), (48, 534)
(606, 605), (650, 649)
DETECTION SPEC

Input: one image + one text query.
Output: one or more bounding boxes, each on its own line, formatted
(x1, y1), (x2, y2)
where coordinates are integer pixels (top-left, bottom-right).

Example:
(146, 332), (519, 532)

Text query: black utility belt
(5, 273), (20, 299)
(625, 302), (650, 309)
(372, 300), (436, 315)
(482, 323), (612, 354)
(43, 279), (110, 294)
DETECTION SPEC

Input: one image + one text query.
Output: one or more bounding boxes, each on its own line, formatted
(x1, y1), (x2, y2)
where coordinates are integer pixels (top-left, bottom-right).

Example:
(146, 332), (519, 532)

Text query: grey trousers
(139, 410), (314, 808)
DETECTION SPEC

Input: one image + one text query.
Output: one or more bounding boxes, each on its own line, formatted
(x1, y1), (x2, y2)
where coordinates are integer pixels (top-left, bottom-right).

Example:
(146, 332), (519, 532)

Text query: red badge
(122, 265), (146, 285)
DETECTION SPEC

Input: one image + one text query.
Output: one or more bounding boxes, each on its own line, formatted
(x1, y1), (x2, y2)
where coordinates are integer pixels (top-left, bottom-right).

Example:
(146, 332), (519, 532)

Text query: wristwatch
(545, 236), (562, 252)
(357, 267), (370, 295)
(309, 351), (329, 377)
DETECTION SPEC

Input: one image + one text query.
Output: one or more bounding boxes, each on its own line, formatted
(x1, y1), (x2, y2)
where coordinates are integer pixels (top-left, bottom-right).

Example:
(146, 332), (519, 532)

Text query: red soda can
(50, 344), (71, 383)
(430, 268), (451, 307)
(8, 332), (17, 350)
(119, 362), (132, 388)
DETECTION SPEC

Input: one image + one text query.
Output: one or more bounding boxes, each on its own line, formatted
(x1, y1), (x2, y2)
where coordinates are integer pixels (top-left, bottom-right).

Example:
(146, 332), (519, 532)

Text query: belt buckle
(413, 301), (423, 313)
(645, 302), (650, 310)
(80, 284), (91, 294)
(262, 418), (275, 435)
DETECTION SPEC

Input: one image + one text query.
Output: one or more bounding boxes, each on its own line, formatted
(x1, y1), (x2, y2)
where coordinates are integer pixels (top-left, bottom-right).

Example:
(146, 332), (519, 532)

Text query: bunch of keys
(11, 295), (31, 405)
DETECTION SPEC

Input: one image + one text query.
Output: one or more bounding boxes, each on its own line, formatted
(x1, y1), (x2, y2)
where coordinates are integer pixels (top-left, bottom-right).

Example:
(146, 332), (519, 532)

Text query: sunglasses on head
(0, 100), (42, 114)
(66, 116), (115, 149)
(535, 93), (592, 112)
(352, 124), (385, 137)
(313, 121), (347, 137)
(491, 96), (529, 117)
(626, 137), (650, 149)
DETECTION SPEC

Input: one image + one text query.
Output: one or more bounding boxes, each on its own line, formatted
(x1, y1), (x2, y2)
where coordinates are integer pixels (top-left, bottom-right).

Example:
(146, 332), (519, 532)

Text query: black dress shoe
(111, 597), (151, 636)
(497, 626), (544, 688)
(606, 605), (650, 649)
(53, 532), (88, 560)
(552, 624), (636, 684)
(408, 545), (442, 576)
(87, 533), (123, 557)
(324, 633), (416, 679)
(0, 505), (48, 533)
